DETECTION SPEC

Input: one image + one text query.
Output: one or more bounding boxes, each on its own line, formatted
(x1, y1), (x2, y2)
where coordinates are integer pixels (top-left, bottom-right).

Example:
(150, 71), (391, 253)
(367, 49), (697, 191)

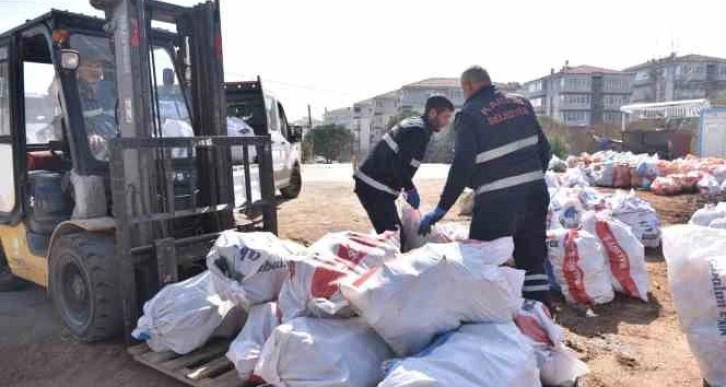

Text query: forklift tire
(49, 233), (122, 342)
(280, 165), (302, 199)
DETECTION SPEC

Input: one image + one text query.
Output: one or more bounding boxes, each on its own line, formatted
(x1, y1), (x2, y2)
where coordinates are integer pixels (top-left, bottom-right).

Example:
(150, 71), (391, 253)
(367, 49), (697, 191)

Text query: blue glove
(418, 207), (447, 236)
(405, 188), (420, 209)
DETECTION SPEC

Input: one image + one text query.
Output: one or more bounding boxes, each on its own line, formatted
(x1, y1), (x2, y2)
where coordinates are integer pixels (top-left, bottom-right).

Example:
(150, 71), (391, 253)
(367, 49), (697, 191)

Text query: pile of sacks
(548, 187), (661, 249)
(546, 188), (652, 305)
(132, 228), (589, 386)
(548, 152), (726, 197)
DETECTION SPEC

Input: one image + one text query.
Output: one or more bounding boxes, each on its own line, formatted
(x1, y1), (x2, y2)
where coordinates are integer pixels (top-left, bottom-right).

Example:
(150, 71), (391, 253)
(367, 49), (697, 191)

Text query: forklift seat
(27, 151), (62, 171)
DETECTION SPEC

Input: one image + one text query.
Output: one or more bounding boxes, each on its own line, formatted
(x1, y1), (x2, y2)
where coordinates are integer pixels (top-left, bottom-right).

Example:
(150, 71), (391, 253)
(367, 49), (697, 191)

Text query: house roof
(403, 78), (460, 89)
(625, 54), (726, 71)
(560, 65), (623, 75)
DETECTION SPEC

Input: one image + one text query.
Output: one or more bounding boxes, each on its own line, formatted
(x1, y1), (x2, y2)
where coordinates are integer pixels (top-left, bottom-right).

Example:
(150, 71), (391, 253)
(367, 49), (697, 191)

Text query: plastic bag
(566, 155), (579, 169)
(612, 163), (631, 189)
(401, 204), (468, 251)
(581, 212), (649, 301)
(651, 176), (680, 196)
(132, 271), (237, 354)
(608, 191), (661, 248)
(206, 231), (306, 310)
(563, 167), (590, 188)
(549, 155), (567, 173)
(277, 231), (399, 321)
(710, 165), (726, 184)
(545, 171), (562, 188)
(698, 174), (721, 196)
(590, 162), (614, 187)
(254, 317), (392, 387)
(515, 300), (589, 386)
(546, 229), (614, 305)
(340, 240), (522, 356)
(663, 225), (726, 386)
(689, 203), (726, 227)
(380, 322), (541, 387)
(226, 302), (281, 382)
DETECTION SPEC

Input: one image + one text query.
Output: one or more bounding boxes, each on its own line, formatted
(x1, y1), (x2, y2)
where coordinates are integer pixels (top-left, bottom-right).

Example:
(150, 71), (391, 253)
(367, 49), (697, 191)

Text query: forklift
(0, 1), (277, 383)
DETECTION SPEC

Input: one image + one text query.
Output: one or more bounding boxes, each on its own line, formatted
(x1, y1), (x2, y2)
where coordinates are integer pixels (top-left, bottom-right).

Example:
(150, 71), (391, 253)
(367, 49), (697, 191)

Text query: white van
(225, 80), (303, 204)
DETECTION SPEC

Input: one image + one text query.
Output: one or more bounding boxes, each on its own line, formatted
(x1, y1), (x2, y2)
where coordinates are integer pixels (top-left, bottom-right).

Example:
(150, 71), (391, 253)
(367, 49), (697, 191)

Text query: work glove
(418, 207), (447, 236)
(404, 188), (420, 209)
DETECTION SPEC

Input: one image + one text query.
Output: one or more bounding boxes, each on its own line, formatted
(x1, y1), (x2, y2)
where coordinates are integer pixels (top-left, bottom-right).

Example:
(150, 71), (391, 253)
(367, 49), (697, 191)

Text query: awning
(620, 99), (710, 119)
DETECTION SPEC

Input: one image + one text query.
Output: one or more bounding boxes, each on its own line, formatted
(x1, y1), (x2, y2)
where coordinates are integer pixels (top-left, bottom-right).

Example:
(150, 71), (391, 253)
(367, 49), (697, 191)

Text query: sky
(1, 0), (725, 121)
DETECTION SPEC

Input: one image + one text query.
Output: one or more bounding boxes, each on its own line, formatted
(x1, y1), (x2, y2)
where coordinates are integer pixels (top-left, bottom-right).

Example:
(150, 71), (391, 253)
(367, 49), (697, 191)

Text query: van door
(265, 95), (289, 186)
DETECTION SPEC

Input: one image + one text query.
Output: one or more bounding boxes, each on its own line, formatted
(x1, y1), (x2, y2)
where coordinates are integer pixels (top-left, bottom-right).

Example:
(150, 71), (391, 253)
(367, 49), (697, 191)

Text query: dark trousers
(469, 181), (551, 307)
(354, 179), (402, 236)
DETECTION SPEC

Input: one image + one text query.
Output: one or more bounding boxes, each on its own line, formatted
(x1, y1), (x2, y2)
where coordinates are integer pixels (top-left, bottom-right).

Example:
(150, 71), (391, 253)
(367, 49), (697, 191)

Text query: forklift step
(128, 340), (247, 387)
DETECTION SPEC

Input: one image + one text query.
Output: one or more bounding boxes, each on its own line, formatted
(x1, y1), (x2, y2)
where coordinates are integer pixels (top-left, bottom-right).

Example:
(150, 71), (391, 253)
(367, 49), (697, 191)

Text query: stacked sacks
(277, 231), (400, 321)
(546, 228), (615, 305)
(581, 212), (650, 302)
(515, 300), (590, 386)
(206, 231), (306, 310)
(132, 271), (239, 355)
(340, 239), (522, 356)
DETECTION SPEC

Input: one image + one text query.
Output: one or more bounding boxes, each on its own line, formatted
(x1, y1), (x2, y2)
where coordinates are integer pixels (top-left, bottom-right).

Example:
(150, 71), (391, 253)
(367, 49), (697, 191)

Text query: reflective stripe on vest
(475, 170), (544, 196)
(475, 135), (539, 164)
(354, 170), (400, 196)
(410, 158), (421, 168)
(83, 108), (104, 119)
(382, 133), (399, 153)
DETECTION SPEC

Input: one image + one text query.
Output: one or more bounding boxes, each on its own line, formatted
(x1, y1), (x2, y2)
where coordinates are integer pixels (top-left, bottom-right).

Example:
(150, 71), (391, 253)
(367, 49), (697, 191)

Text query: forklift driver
(77, 53), (117, 160)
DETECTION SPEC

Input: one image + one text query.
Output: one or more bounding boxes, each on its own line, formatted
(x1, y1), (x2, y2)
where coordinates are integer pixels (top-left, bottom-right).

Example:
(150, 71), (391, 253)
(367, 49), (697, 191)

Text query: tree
(308, 124), (354, 163)
(537, 115), (570, 158)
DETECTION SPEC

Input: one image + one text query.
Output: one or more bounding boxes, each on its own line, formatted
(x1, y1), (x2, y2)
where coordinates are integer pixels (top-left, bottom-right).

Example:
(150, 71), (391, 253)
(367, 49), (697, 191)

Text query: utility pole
(307, 104), (313, 129)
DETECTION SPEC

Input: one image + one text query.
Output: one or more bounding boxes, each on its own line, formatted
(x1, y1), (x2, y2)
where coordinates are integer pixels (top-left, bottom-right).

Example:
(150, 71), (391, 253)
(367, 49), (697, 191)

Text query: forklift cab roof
(0, 9), (178, 43)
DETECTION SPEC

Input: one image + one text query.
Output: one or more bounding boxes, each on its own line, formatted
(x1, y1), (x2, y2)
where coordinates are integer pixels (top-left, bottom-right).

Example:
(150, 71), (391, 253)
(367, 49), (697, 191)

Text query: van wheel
(50, 233), (122, 342)
(280, 165), (302, 199)
(0, 249), (26, 292)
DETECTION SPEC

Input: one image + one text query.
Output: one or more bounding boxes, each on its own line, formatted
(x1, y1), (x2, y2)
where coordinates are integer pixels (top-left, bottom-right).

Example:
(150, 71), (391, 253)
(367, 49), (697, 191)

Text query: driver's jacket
(79, 80), (117, 140)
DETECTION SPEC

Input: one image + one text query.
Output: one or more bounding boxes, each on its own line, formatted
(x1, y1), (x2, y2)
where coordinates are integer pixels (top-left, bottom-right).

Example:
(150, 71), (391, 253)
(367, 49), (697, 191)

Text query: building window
(603, 95), (628, 109)
(604, 78), (630, 92)
(561, 111), (589, 124)
(719, 66), (726, 78)
(635, 71), (650, 82)
(560, 94), (591, 106)
(560, 77), (591, 91)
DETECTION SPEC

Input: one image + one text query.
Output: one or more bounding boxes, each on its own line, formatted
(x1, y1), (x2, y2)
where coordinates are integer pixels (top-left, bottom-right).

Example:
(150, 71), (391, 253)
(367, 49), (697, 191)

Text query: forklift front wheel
(49, 233), (122, 342)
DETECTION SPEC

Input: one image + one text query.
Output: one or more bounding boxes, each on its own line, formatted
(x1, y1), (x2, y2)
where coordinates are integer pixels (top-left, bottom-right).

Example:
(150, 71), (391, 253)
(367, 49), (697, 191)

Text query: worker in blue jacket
(419, 66), (552, 306)
(354, 96), (454, 236)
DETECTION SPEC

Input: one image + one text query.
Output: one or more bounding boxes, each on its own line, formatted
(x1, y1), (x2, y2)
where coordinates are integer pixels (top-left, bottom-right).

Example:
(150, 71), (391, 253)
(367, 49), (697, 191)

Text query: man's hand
(418, 207), (447, 236)
(88, 134), (108, 160)
(404, 188), (420, 209)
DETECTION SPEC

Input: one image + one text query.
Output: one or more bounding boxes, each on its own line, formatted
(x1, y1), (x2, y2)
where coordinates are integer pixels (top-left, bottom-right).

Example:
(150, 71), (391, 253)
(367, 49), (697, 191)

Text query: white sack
(254, 317), (392, 387)
(546, 171), (562, 188)
(709, 218), (726, 229)
(689, 203), (726, 227)
(379, 322), (541, 387)
(207, 231), (305, 310)
(226, 302), (281, 382)
(663, 225), (726, 386)
(546, 229), (614, 305)
(698, 174), (722, 196)
(132, 271), (236, 354)
(278, 231), (399, 321)
(400, 204), (468, 251)
(515, 300), (589, 387)
(608, 190), (661, 248)
(340, 240), (522, 356)
(581, 212), (649, 301)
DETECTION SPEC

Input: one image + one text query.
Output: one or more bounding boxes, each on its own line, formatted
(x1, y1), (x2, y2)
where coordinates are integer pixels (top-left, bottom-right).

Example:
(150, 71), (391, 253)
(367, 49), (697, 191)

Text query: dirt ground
(0, 165), (705, 386)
